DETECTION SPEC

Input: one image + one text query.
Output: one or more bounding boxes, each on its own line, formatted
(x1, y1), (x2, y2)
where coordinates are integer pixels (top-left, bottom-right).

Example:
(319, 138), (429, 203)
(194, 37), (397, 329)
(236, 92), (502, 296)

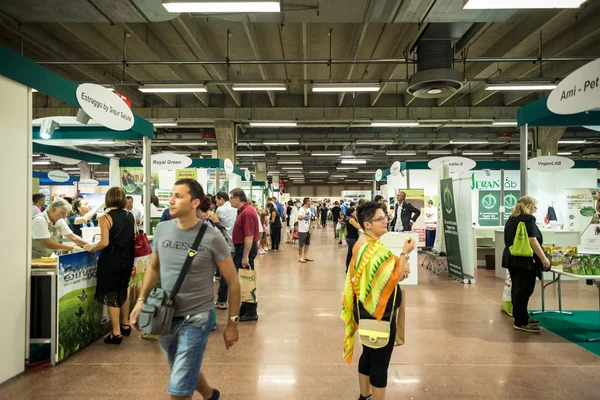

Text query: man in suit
(390, 191), (421, 232)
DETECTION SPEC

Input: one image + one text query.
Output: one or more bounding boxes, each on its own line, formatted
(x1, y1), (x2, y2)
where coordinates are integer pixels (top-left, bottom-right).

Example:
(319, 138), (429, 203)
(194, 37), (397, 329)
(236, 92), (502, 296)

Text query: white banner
(565, 189), (600, 254)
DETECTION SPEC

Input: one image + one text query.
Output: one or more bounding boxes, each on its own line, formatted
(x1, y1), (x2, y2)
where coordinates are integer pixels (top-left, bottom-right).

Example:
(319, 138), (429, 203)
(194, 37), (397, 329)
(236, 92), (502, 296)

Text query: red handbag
(134, 233), (152, 258)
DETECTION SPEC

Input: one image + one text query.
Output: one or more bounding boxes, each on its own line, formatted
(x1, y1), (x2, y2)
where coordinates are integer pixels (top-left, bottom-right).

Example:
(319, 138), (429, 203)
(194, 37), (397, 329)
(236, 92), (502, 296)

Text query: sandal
(104, 333), (123, 345)
(305, 258), (314, 262)
(120, 323), (132, 337)
(299, 259), (307, 263)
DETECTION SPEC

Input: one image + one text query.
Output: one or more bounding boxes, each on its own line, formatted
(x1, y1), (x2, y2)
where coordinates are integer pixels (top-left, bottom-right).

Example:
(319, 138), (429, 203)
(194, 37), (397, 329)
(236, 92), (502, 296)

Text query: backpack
(203, 218), (234, 252)
(509, 221), (533, 257)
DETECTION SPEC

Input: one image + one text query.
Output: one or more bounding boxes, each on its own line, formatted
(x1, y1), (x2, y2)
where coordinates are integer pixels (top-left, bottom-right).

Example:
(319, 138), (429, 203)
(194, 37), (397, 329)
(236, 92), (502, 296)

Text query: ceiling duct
(353, 148), (376, 157)
(407, 39), (463, 99)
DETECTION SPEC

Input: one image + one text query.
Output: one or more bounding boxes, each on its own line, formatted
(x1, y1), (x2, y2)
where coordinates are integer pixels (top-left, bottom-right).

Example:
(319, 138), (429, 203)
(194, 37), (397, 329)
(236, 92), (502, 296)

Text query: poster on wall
(120, 167), (159, 196)
(129, 246), (153, 310)
(175, 169), (197, 181)
(155, 189), (172, 207)
(565, 189), (600, 254)
(440, 179), (464, 280)
(57, 251), (110, 362)
(207, 168), (229, 195)
(471, 171), (520, 226)
(341, 190), (372, 204)
(403, 189), (426, 246)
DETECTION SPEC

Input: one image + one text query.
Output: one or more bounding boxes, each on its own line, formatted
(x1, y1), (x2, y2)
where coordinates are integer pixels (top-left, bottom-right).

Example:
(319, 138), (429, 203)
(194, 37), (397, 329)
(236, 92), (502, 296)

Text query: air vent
(407, 40), (463, 99)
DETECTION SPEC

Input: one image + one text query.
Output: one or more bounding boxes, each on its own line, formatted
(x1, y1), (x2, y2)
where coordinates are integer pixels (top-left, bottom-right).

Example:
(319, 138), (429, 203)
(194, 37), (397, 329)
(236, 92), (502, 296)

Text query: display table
(494, 228), (580, 279)
(380, 232), (419, 285)
(532, 268), (600, 342)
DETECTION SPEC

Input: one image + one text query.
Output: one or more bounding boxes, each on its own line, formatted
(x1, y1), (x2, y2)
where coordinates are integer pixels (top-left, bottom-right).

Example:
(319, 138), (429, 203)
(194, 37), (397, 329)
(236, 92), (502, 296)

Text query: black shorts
(298, 232), (311, 248)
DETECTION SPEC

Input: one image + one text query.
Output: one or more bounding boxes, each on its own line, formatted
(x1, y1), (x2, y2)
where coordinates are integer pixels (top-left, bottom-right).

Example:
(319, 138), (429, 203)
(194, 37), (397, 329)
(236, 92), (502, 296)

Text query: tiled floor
(2, 226), (600, 399)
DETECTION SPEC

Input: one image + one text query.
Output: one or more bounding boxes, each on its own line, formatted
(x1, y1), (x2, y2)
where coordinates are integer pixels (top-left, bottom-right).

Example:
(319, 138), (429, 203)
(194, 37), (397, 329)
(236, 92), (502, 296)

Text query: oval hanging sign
(428, 156), (476, 173)
(547, 58), (600, 115)
(244, 168), (251, 181)
(77, 179), (99, 187)
(528, 156), (574, 172)
(76, 83), (134, 131)
(390, 161), (401, 177)
(375, 169), (383, 182)
(142, 153), (192, 171)
(224, 158), (234, 175)
(47, 170), (70, 183)
(584, 125), (600, 132)
(48, 155), (81, 165)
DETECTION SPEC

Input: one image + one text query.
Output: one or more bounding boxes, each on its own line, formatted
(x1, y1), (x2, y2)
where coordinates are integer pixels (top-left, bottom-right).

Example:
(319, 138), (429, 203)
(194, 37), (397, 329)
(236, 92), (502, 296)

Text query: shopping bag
(509, 222), (533, 257)
(135, 233), (152, 258)
(501, 270), (513, 317)
(239, 268), (258, 303)
(394, 289), (406, 346)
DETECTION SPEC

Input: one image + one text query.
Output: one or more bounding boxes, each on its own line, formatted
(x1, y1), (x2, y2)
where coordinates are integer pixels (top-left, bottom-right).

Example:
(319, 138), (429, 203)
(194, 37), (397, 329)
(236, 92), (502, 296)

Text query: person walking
(215, 192), (239, 309)
(341, 201), (414, 400)
(390, 191), (421, 232)
(502, 196), (550, 333)
(297, 197), (313, 263)
(285, 200), (294, 243)
(32, 193), (45, 218)
(85, 187), (135, 344)
(424, 199), (437, 248)
(320, 202), (329, 228)
(331, 201), (341, 239)
(344, 207), (362, 273)
(230, 188), (261, 322)
(267, 202), (281, 252)
(130, 179), (240, 400)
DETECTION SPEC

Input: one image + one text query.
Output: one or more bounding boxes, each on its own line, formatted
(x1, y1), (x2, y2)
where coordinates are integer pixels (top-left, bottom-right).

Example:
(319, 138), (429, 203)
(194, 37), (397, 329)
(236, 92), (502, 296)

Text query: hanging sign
(244, 168), (251, 181)
(47, 170), (70, 183)
(390, 161), (401, 177)
(547, 58), (600, 115)
(76, 83), (134, 131)
(142, 154), (192, 171)
(375, 169), (383, 182)
(528, 156), (574, 172)
(77, 179), (99, 187)
(48, 155), (81, 165)
(428, 156), (476, 173)
(584, 126), (600, 132)
(224, 158), (234, 175)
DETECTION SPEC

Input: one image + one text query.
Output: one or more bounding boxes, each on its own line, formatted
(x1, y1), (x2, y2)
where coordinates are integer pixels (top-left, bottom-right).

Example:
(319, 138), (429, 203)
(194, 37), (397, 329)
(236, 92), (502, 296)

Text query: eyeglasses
(369, 215), (389, 224)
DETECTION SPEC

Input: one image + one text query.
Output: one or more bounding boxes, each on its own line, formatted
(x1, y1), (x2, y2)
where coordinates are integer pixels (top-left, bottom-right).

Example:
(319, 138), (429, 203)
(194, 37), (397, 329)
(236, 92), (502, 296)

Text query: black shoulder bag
(138, 223), (208, 336)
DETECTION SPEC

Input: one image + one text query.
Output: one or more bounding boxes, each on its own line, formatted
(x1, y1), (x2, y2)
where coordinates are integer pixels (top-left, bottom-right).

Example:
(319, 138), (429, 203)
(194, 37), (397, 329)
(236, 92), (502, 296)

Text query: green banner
(441, 179), (464, 280)
(479, 191), (501, 226)
(503, 191), (520, 224)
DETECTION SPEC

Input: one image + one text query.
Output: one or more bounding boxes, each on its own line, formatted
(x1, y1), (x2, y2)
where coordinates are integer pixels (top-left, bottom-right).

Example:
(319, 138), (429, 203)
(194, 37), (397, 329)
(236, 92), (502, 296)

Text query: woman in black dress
(85, 187), (135, 345)
(268, 202), (282, 251)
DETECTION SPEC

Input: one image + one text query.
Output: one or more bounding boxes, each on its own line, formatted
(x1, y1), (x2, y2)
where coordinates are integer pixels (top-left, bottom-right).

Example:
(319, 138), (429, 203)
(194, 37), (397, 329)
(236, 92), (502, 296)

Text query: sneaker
(513, 323), (540, 333)
(529, 318), (540, 326)
(215, 301), (228, 309)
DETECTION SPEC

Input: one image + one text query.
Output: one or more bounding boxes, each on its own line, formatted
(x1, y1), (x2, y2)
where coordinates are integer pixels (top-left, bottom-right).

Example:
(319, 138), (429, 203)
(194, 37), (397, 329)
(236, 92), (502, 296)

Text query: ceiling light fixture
(427, 150), (452, 155)
(463, 0), (587, 9)
(263, 141), (299, 145)
(275, 151), (300, 156)
(249, 121), (297, 127)
(32, 88), (38, 93)
(558, 139), (586, 144)
(312, 152), (342, 156)
(462, 151), (494, 156)
(88, 162), (102, 165)
(341, 159), (367, 164)
(450, 139), (489, 145)
(237, 153), (265, 157)
(62, 167), (81, 171)
(153, 122), (178, 127)
(485, 83), (558, 91)
(277, 161), (302, 164)
(281, 166), (303, 170)
(337, 166), (359, 170)
(162, 0), (281, 13)
(170, 141), (208, 146)
(355, 140), (395, 145)
(104, 153), (115, 157)
(232, 83), (287, 91)
(356, 171), (375, 174)
(370, 121), (419, 127)
(386, 151), (417, 156)
(32, 161), (51, 165)
(557, 152), (573, 156)
(312, 83), (380, 93)
(308, 171), (329, 174)
(139, 84), (207, 93)
(492, 121), (519, 126)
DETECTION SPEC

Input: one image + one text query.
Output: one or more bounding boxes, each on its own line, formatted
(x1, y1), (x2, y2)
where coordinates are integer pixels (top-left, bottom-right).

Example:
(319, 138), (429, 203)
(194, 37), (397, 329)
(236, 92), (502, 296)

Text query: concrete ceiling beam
(243, 21), (276, 107)
(302, 23), (308, 107)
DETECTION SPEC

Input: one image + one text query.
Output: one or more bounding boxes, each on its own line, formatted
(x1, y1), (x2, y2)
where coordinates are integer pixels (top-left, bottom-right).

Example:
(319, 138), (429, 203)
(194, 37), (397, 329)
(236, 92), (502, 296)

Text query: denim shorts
(158, 311), (212, 397)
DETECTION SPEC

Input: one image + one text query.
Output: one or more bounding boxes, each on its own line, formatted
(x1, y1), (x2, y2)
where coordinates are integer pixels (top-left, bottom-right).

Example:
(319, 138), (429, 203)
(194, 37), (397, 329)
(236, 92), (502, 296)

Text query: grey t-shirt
(153, 219), (231, 317)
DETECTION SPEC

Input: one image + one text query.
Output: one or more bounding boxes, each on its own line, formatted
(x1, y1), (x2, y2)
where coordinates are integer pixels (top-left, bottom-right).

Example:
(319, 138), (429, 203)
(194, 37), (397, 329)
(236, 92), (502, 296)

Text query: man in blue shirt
(274, 197), (286, 222)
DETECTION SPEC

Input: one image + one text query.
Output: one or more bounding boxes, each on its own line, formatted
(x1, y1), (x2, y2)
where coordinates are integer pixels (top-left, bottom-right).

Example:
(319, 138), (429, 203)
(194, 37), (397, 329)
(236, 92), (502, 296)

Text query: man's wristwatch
(400, 253), (410, 261)
(229, 316), (240, 323)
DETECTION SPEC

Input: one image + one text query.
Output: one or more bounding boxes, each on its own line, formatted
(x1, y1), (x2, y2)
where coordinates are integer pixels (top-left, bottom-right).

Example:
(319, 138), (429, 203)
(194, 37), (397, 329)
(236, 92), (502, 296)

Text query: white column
(0, 76), (30, 382)
(109, 158), (120, 187)
(520, 124), (528, 196)
(143, 136), (152, 232)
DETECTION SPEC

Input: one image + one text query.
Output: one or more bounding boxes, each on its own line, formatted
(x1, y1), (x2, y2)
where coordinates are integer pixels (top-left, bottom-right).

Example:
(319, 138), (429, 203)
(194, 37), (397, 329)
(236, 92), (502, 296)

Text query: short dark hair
(151, 195), (159, 208)
(33, 193), (45, 203)
(374, 195), (384, 202)
(346, 207), (356, 218)
(126, 196), (134, 201)
(230, 188), (248, 203)
(199, 196), (212, 213)
(303, 197), (310, 206)
(105, 187), (127, 208)
(357, 201), (382, 229)
(288, 200), (294, 206)
(175, 179), (205, 201)
(350, 202), (356, 207)
(216, 192), (229, 201)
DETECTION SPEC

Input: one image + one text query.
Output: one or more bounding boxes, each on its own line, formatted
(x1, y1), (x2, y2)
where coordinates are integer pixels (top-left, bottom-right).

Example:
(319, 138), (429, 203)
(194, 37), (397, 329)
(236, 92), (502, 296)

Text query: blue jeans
(158, 311), (213, 397)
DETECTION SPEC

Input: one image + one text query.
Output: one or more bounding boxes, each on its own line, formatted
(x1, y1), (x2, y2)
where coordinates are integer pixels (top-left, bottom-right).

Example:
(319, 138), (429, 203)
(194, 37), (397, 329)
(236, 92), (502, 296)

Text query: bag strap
(356, 286), (398, 323)
(168, 223), (208, 303)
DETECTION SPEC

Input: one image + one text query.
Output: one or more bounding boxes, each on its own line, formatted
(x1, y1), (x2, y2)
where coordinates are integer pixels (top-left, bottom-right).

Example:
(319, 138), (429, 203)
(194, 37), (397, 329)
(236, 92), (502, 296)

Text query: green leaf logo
(580, 207), (596, 217)
(443, 186), (454, 214)
(482, 194), (497, 210)
(504, 194), (518, 209)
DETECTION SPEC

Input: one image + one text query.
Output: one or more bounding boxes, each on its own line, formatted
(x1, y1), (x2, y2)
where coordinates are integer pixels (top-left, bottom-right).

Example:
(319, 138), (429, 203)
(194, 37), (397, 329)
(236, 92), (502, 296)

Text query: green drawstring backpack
(509, 221), (534, 257)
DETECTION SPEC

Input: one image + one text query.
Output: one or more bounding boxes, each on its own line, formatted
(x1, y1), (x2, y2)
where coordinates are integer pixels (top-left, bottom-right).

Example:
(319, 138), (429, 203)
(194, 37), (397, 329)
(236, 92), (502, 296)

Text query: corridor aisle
(2, 226), (600, 399)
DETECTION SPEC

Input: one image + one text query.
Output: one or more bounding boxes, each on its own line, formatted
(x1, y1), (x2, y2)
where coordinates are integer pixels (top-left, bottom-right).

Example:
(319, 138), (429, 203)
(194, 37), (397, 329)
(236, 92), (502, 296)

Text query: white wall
(0, 76), (29, 383)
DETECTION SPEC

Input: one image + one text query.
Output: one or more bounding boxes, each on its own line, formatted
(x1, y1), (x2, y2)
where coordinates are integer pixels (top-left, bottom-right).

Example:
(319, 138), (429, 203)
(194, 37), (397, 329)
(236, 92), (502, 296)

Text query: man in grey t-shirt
(131, 179), (240, 400)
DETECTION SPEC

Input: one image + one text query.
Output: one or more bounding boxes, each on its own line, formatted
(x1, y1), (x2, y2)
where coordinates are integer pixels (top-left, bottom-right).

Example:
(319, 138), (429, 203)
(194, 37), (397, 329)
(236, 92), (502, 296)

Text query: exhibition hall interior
(1, 0), (600, 399)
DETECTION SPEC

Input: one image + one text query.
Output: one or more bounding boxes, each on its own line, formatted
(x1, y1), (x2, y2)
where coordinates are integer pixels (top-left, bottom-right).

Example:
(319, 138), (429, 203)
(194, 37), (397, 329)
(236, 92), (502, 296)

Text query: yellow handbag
(357, 288), (397, 349)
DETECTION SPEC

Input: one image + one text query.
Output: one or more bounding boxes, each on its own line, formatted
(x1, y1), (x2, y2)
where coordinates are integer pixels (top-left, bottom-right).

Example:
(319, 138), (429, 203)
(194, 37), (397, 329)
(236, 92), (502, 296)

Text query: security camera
(40, 119), (60, 139)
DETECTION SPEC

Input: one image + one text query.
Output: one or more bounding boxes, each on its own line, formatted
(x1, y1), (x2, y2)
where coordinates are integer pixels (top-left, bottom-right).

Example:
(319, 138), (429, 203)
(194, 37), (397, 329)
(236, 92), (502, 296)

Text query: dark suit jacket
(390, 201), (421, 232)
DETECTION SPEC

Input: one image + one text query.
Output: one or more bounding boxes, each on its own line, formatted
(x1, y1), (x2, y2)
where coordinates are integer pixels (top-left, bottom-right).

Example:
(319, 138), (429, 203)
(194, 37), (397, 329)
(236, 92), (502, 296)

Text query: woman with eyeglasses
(341, 201), (414, 400)
(345, 207), (362, 272)
(502, 196), (550, 333)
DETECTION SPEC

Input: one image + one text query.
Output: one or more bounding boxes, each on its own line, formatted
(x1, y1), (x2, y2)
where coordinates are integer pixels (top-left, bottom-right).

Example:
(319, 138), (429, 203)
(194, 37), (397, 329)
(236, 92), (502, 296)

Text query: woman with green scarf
(341, 201), (414, 400)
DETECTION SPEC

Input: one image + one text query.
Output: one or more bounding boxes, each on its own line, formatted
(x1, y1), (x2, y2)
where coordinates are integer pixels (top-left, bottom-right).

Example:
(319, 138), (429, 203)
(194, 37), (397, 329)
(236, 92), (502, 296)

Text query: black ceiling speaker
(407, 40), (463, 99)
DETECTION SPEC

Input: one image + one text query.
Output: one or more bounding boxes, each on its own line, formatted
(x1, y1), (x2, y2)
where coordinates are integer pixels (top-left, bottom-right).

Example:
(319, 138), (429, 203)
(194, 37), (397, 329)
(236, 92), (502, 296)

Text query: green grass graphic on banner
(441, 179), (464, 280)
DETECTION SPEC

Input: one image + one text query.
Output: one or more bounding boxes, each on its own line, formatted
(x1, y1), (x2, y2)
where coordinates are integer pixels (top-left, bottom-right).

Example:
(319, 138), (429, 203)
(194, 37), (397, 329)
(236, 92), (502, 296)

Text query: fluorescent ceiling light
(558, 139), (586, 144)
(341, 159), (367, 164)
(249, 121), (297, 127)
(337, 166), (358, 170)
(88, 162), (102, 165)
(485, 84), (557, 91)
(462, 151), (494, 156)
(463, 0), (587, 9)
(312, 83), (380, 93)
(312, 152), (341, 156)
(32, 161), (51, 165)
(370, 121), (419, 127)
(308, 171), (329, 174)
(139, 84), (207, 93)
(386, 151), (417, 156)
(275, 152), (300, 156)
(277, 160), (302, 164)
(355, 140), (395, 145)
(557, 152), (573, 156)
(263, 141), (299, 145)
(104, 153), (115, 157)
(330, 175), (348, 178)
(493, 121), (518, 126)
(450, 139), (489, 145)
(356, 171), (375, 174)
(281, 166), (303, 170)
(154, 122), (178, 127)
(162, 1), (281, 13)
(171, 141), (208, 146)
(237, 153), (265, 157)
(267, 171), (280, 174)
(232, 83), (286, 91)
(427, 150), (452, 155)
(62, 167), (80, 171)
(32, 153), (41, 157)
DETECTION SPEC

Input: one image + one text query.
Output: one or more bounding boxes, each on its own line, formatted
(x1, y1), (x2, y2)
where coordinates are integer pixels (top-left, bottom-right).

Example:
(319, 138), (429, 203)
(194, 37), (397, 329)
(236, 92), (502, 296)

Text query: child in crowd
(259, 211), (269, 255)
